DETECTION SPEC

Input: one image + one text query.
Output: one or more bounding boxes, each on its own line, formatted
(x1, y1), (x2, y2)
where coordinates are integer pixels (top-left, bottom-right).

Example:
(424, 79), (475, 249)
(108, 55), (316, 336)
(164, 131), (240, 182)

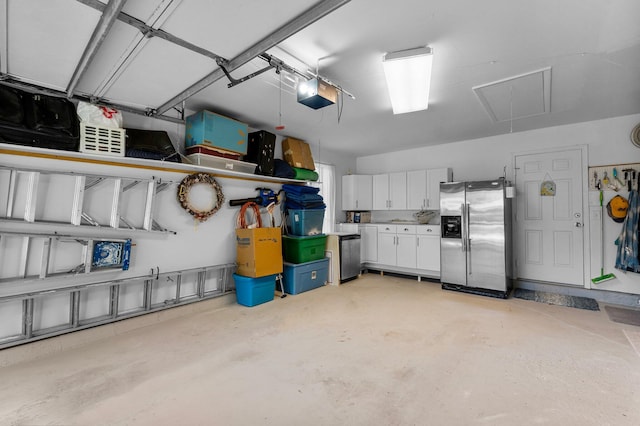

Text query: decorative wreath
(177, 173), (224, 222)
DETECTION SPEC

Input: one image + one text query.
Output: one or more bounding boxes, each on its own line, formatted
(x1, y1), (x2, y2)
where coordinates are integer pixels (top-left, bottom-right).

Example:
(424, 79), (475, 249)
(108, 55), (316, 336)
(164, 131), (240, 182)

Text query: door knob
(575, 222), (583, 227)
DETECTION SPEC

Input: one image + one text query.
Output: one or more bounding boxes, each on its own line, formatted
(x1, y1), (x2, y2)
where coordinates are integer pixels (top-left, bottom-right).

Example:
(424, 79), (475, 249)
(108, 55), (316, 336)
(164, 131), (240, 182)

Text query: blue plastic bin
(286, 209), (325, 236)
(282, 258), (329, 295)
(233, 273), (276, 307)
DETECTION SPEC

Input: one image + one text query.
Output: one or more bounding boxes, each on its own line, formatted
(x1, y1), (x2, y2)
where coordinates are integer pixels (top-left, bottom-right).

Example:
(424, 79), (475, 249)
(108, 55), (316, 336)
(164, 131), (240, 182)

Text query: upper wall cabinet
(427, 168), (453, 209)
(373, 172), (407, 210)
(342, 174), (373, 211)
(407, 168), (453, 210)
(407, 170), (428, 210)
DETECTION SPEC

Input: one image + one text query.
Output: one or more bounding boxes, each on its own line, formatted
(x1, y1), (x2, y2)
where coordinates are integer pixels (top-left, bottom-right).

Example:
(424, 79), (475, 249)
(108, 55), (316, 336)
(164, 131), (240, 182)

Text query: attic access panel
(473, 67), (551, 123)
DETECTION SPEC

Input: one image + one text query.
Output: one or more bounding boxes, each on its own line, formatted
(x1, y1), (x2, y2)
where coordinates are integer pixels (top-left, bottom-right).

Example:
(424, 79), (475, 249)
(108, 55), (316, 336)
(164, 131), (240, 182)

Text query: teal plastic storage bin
(185, 110), (248, 155)
(286, 209), (325, 236)
(233, 273), (276, 307)
(282, 258), (329, 295)
(282, 234), (327, 264)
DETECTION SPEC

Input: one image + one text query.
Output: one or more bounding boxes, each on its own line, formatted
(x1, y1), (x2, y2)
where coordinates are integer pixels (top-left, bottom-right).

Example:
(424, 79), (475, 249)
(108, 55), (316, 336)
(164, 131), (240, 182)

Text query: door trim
(512, 144), (590, 288)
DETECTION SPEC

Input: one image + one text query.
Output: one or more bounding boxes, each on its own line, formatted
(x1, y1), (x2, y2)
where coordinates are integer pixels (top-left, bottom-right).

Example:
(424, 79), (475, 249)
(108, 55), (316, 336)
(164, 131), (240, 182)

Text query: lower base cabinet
(360, 225), (378, 263)
(361, 224), (440, 278)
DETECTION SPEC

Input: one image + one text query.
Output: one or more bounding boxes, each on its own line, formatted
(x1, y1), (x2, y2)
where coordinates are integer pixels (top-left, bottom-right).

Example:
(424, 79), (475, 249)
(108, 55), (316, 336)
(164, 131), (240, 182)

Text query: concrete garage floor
(1, 273), (640, 425)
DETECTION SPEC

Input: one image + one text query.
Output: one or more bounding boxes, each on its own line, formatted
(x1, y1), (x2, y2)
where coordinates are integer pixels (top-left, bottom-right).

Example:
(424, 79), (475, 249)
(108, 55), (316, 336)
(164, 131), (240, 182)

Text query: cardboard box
(346, 211), (371, 223)
(236, 227), (283, 277)
(282, 137), (315, 170)
(185, 110), (248, 155)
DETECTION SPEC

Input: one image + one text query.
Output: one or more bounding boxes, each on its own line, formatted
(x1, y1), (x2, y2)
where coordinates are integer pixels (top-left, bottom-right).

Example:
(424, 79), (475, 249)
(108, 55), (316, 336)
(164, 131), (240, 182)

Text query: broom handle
(600, 190), (605, 275)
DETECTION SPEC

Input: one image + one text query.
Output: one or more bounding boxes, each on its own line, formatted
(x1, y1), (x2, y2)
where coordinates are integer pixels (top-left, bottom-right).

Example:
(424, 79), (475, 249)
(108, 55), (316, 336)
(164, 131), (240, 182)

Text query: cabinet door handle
(426, 228), (432, 233)
(356, 200), (358, 209)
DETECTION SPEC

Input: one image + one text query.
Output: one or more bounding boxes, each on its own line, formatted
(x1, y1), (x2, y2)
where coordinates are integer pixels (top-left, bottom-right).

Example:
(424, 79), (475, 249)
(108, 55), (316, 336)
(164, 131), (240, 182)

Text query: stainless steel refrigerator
(440, 179), (513, 298)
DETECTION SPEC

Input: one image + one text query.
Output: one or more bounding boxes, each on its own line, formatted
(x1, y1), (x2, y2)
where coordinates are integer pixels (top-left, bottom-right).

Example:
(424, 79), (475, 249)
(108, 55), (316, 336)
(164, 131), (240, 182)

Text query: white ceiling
(3, 0), (640, 156)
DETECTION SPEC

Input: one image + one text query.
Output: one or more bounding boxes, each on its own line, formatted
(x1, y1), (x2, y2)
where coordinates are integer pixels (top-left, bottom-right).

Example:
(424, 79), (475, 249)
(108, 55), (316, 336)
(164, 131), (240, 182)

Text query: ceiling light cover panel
(383, 47), (433, 114)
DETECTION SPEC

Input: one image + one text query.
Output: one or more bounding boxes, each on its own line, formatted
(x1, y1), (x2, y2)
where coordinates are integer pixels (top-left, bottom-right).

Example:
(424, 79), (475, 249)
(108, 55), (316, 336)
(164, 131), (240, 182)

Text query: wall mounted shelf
(0, 143), (310, 186)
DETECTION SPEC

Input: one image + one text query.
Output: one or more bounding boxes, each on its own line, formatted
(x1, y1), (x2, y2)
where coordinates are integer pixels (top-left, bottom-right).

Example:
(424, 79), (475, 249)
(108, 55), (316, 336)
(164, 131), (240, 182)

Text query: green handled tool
(592, 190), (616, 284)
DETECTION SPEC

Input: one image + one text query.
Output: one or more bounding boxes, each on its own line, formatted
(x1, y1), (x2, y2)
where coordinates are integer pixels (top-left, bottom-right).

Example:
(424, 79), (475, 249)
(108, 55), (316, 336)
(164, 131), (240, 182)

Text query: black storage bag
(124, 128), (181, 162)
(273, 158), (295, 179)
(0, 84), (79, 151)
(0, 85), (25, 126)
(246, 130), (275, 176)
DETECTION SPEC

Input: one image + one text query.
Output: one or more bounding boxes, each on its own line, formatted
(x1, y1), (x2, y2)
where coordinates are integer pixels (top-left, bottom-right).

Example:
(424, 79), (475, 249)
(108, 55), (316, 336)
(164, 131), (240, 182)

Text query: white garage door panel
(7, 1), (100, 90)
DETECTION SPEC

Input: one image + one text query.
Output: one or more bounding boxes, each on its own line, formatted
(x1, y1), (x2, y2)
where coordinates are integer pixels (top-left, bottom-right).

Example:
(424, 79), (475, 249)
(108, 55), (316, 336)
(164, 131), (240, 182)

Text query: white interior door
(514, 148), (585, 285)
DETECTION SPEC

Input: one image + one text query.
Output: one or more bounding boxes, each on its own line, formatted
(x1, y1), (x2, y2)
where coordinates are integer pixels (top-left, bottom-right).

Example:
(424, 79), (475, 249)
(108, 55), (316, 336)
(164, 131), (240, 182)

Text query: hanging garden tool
(592, 190), (616, 284)
(622, 168), (636, 191)
(602, 171), (618, 191)
(594, 171), (602, 190)
(228, 188), (282, 207)
(612, 168), (625, 189)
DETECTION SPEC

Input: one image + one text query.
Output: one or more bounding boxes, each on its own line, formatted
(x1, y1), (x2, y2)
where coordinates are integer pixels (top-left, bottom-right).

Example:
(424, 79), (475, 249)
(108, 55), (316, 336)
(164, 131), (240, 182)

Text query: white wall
(0, 111), (357, 340)
(356, 113), (640, 295)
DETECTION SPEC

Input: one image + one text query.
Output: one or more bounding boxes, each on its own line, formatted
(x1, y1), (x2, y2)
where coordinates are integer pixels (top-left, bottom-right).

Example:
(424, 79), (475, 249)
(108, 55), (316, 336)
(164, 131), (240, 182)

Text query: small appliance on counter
(326, 232), (361, 284)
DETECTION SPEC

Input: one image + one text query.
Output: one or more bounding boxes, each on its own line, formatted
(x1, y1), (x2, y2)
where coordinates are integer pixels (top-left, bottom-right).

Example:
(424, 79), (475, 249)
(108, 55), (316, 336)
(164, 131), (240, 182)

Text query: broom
(592, 190), (616, 284)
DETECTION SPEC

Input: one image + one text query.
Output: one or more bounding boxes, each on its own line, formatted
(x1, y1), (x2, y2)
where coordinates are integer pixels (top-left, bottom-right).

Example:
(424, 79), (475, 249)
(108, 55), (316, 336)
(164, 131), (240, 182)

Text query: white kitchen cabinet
(416, 225), (440, 271)
(360, 224), (378, 263)
(375, 224), (417, 268)
(342, 174), (372, 210)
(407, 169), (427, 210)
(407, 168), (453, 210)
(377, 224), (397, 265)
(365, 224), (440, 278)
(396, 225), (417, 268)
(426, 168), (453, 209)
(372, 172), (406, 210)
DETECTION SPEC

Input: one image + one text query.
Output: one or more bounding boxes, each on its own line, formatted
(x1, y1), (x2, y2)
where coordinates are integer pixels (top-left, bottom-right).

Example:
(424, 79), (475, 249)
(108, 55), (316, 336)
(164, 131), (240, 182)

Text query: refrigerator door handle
(467, 238), (472, 275)
(465, 203), (471, 252)
(461, 203), (467, 252)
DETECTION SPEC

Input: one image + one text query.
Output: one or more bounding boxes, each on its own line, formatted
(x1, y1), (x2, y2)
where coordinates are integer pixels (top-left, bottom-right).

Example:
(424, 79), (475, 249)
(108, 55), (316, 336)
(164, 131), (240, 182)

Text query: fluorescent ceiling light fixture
(383, 46), (433, 114)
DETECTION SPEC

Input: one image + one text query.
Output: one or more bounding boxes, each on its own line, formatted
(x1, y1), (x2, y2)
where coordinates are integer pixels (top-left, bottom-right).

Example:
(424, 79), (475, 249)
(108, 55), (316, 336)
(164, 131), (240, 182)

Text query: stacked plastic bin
(281, 185), (329, 295)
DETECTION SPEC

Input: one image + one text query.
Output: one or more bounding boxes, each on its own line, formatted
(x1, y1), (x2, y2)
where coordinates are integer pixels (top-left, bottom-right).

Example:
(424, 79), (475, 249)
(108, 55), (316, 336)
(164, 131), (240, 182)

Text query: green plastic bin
(282, 234), (327, 264)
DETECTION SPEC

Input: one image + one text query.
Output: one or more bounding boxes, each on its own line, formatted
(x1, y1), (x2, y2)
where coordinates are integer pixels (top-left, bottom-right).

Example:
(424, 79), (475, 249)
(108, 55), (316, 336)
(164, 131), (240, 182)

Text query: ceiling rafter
(76, 0), (225, 62)
(155, 0), (351, 115)
(72, 0), (350, 120)
(66, 0), (126, 97)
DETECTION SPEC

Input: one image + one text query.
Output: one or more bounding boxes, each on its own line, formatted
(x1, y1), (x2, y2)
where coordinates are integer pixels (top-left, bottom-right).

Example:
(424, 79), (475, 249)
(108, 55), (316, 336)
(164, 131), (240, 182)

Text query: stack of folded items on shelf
(282, 184), (325, 210)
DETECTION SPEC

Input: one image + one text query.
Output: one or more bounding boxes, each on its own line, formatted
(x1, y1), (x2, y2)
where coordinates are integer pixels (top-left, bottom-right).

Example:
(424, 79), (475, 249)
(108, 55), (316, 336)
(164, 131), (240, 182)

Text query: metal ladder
(1, 165), (174, 233)
(0, 263), (235, 349)
(0, 230), (131, 282)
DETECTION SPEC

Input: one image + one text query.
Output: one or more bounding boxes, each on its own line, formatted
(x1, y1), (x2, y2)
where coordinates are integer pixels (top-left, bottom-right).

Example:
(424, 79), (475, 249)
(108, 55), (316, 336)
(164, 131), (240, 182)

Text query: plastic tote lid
(607, 195), (629, 223)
